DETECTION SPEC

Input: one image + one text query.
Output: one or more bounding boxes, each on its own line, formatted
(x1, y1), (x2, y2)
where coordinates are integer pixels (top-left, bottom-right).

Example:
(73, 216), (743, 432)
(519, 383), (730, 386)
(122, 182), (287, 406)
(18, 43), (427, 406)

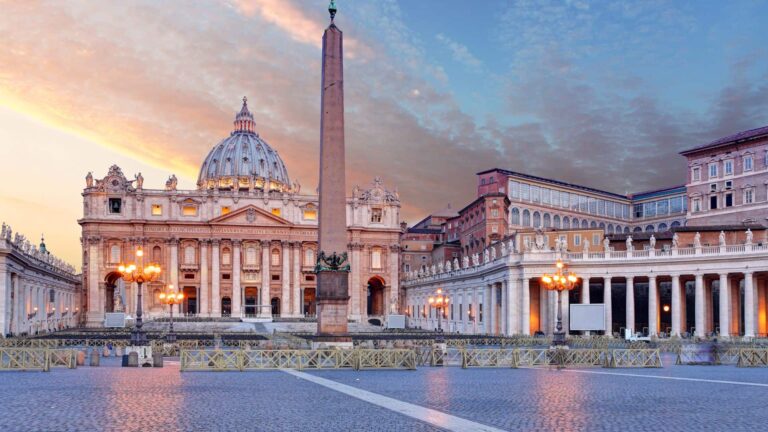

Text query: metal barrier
(558, 349), (608, 367)
(714, 345), (741, 365)
(48, 350), (78, 369)
(462, 349), (518, 368)
(737, 349), (768, 367)
(610, 349), (662, 368)
(675, 346), (716, 365)
(517, 349), (550, 367)
(180, 349), (417, 372)
(0, 348), (77, 371)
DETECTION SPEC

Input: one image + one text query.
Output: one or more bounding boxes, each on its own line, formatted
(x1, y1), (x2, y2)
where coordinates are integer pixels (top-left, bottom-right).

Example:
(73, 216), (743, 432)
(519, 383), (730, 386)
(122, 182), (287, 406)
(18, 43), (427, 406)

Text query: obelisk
(315, 0), (350, 344)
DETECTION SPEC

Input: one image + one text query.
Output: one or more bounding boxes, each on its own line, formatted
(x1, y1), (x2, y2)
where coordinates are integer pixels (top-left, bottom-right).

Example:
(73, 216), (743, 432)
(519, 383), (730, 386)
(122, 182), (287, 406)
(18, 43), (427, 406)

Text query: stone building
(79, 99), (401, 327)
(0, 224), (80, 336)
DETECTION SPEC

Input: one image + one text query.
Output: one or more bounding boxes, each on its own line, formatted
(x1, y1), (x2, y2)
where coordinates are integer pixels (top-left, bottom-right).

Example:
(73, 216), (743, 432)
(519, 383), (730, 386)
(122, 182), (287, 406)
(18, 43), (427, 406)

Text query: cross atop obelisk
(315, 0), (350, 344)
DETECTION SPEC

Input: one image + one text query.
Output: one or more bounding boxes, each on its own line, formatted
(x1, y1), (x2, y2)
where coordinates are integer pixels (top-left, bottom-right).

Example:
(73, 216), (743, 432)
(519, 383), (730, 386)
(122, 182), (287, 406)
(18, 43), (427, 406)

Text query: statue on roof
(85, 172), (93, 188)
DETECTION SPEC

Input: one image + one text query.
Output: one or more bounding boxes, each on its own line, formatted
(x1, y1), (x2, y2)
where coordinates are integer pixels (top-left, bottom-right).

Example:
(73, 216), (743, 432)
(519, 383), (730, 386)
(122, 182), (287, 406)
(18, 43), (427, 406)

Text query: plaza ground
(1, 353), (768, 431)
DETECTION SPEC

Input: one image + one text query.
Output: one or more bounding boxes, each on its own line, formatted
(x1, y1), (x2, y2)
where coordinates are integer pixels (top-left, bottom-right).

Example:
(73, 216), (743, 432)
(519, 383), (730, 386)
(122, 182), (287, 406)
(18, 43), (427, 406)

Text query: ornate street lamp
(118, 247), (161, 346)
(158, 285), (184, 343)
(428, 288), (450, 342)
(541, 259), (579, 346)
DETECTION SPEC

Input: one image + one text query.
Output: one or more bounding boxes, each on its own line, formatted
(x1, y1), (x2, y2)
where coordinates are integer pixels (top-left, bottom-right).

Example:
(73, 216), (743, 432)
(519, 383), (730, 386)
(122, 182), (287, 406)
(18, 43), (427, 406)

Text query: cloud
(435, 33), (482, 71)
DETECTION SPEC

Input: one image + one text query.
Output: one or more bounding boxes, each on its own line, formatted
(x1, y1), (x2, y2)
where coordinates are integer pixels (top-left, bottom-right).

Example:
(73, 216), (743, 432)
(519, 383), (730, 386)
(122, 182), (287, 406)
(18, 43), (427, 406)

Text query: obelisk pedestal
(314, 2), (351, 348)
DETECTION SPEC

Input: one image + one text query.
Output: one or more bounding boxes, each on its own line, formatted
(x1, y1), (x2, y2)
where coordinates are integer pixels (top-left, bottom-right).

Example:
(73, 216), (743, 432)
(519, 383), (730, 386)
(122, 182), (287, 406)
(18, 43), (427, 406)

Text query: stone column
(671, 274), (681, 337)
(539, 284), (548, 336)
(694, 274), (704, 337)
(0, 268), (7, 336)
(260, 241), (271, 318)
(292, 242), (301, 317)
(199, 240), (209, 317)
(232, 240), (242, 318)
(211, 240), (221, 316)
(521, 277), (531, 336)
(280, 241), (290, 317)
(626, 276), (635, 333)
(719, 273), (729, 337)
(507, 277), (518, 335)
(489, 284), (496, 335)
(648, 276), (658, 336)
(501, 281), (508, 335)
(86, 236), (102, 326)
(472, 286), (480, 334)
(603, 276), (612, 337)
(389, 245), (400, 315)
(562, 288), (570, 336)
(730, 277), (741, 336)
(581, 277), (590, 336)
(349, 243), (361, 320)
(169, 239), (179, 316)
(744, 272), (755, 338)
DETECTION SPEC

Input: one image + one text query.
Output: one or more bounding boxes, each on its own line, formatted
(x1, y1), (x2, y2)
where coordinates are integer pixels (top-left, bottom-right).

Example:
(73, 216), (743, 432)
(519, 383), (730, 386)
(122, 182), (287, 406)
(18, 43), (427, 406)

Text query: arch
(533, 211), (541, 228)
(599, 222), (605, 229)
(222, 247), (231, 266)
(511, 207), (520, 225)
(271, 297), (280, 316)
(152, 245), (162, 262)
(581, 220), (588, 229)
(571, 218), (579, 228)
(104, 272), (123, 313)
(553, 214), (561, 229)
(271, 248), (280, 266)
(658, 223), (668, 232)
(671, 221), (682, 228)
(590, 221), (597, 228)
(645, 225), (655, 232)
(367, 276), (386, 316)
(182, 286), (197, 315)
(244, 287), (258, 316)
(633, 227), (643, 233)
(543, 213), (551, 228)
(522, 209), (531, 226)
(607, 223), (613, 233)
(221, 296), (232, 316)
(304, 248), (315, 267)
(624, 227), (630, 234)
(563, 216), (571, 229)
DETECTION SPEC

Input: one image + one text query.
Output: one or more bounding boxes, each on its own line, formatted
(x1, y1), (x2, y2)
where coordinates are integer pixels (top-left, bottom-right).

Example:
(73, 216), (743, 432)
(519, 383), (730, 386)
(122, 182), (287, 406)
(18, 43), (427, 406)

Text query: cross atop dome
(233, 96), (255, 134)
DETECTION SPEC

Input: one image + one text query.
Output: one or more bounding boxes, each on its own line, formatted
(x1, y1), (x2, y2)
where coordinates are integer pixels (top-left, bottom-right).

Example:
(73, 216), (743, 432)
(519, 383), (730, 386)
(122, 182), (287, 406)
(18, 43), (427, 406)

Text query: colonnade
(1, 270), (79, 336)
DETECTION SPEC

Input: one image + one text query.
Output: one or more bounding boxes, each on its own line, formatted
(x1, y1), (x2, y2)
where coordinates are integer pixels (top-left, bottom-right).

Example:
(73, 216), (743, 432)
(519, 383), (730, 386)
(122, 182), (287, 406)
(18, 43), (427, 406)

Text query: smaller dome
(197, 97), (291, 192)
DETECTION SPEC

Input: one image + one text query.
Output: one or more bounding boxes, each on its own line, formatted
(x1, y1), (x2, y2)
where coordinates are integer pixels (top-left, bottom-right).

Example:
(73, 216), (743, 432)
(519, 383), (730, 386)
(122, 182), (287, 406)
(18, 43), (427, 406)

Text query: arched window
(581, 220), (588, 229)
(110, 245), (121, 263)
(607, 224), (613, 233)
(553, 215), (561, 229)
(571, 218), (579, 228)
(271, 249), (280, 266)
(633, 227), (643, 233)
(543, 213), (551, 228)
(246, 247), (257, 265)
(511, 207), (520, 225)
(658, 223), (668, 232)
(371, 248), (382, 270)
(563, 217), (570, 229)
(645, 225), (655, 232)
(624, 227), (630, 234)
(599, 222), (605, 229)
(304, 248), (315, 267)
(671, 221), (682, 228)
(522, 209), (531, 226)
(590, 221), (597, 228)
(152, 246), (162, 262)
(532, 211), (541, 228)
(184, 246), (195, 265)
(222, 247), (231, 266)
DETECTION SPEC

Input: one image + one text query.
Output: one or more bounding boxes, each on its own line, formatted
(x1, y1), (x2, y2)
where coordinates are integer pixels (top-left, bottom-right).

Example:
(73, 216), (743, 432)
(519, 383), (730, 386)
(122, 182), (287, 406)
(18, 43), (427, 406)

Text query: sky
(0, 0), (767, 269)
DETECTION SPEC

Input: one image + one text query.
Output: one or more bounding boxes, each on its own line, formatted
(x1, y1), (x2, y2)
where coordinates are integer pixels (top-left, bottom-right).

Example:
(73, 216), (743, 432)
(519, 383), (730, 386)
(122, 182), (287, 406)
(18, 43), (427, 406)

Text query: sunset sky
(1, 0), (767, 269)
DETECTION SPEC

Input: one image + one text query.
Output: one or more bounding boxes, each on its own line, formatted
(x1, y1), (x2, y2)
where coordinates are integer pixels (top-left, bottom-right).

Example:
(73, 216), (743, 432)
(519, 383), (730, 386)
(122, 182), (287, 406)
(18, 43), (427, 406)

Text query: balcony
(180, 263), (199, 272)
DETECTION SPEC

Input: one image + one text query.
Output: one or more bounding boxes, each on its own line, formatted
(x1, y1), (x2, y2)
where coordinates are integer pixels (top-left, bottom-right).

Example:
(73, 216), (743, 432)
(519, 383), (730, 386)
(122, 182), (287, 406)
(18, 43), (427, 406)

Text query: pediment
(209, 205), (292, 226)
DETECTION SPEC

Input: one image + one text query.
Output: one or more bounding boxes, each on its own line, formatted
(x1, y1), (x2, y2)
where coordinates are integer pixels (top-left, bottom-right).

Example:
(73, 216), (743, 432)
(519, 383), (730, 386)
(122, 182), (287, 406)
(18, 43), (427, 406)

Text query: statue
(453, 257), (460, 270)
(165, 174), (178, 191)
(719, 231), (726, 247)
(438, 261), (444, 273)
(694, 232), (701, 248)
(85, 172), (93, 188)
(483, 249), (490, 264)
(583, 239), (590, 253)
(113, 285), (125, 313)
(500, 241), (507, 256)
(445, 260), (452, 272)
(490, 246), (497, 261)
(649, 234), (656, 249)
(672, 232), (679, 249)
(462, 255), (469, 269)
(603, 237), (610, 253)
(293, 180), (301, 194)
(472, 253), (479, 267)
(746, 229), (754, 245)
(0, 223), (6, 240)
(626, 235), (633, 252)
(352, 184), (360, 199)
(135, 172), (144, 189)
(430, 264), (436, 275)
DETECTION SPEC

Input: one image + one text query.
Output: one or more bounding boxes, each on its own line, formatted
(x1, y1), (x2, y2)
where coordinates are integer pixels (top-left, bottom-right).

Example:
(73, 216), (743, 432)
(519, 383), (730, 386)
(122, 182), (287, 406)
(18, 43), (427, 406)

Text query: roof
(431, 204), (459, 219)
(680, 125), (768, 155)
(673, 224), (765, 232)
(457, 192), (509, 215)
(629, 185), (686, 201)
(478, 168), (628, 200)
(405, 228), (442, 234)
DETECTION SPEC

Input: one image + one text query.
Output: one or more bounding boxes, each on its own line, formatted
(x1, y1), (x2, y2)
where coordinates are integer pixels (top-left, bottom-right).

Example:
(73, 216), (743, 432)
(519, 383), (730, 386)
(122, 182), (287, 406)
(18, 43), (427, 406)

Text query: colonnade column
(718, 273), (729, 338)
(86, 236), (102, 326)
(0, 267), (7, 336)
(472, 286), (480, 334)
(501, 281), (508, 335)
(280, 241), (290, 317)
(349, 243), (361, 320)
(390, 245), (400, 315)
(211, 240), (221, 317)
(694, 273), (704, 338)
(671, 274), (681, 337)
(199, 240), (209, 317)
(648, 276), (658, 336)
(506, 278), (517, 335)
(521, 277), (530, 336)
(292, 243), (301, 317)
(169, 239), (179, 316)
(581, 277), (590, 336)
(487, 284), (495, 335)
(626, 276), (634, 334)
(232, 240), (242, 318)
(539, 284), (548, 336)
(260, 241), (270, 318)
(603, 276), (612, 337)
(744, 272), (755, 338)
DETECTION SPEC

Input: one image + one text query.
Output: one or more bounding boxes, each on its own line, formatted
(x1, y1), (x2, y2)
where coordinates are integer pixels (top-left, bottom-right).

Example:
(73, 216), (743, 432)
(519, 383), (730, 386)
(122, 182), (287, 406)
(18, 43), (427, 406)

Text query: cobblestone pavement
(2, 354), (768, 432)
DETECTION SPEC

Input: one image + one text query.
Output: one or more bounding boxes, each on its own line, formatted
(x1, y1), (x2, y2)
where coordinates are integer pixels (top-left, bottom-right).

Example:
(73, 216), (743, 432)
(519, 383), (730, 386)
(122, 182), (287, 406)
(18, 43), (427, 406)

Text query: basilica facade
(80, 99), (401, 327)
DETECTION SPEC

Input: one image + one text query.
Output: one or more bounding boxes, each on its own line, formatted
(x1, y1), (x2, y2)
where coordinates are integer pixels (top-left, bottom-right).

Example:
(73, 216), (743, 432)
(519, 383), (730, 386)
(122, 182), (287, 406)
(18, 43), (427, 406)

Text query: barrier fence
(737, 349), (768, 367)
(0, 348), (78, 372)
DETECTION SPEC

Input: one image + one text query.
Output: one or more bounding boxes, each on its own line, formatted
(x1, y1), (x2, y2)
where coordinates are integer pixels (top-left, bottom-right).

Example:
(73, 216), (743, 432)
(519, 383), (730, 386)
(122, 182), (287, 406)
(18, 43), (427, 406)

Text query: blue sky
(0, 0), (766, 265)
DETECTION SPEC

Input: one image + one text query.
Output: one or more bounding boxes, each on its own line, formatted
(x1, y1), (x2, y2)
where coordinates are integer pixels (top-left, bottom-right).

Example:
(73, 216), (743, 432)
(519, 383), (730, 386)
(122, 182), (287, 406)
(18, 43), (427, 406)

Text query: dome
(197, 97), (291, 192)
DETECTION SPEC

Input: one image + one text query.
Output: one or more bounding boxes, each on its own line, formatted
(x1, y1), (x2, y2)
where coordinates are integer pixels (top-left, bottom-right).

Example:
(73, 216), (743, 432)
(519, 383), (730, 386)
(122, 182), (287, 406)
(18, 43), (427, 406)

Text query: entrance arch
(244, 287), (258, 316)
(104, 272), (124, 313)
(367, 276), (386, 316)
(182, 286), (197, 315)
(303, 288), (316, 316)
(271, 297), (280, 316)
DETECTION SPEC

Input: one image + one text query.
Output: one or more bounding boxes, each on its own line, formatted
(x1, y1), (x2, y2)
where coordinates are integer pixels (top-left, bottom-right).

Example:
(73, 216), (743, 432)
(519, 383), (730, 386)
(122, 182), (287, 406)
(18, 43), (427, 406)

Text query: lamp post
(118, 247), (161, 346)
(541, 259), (579, 346)
(159, 285), (184, 343)
(428, 288), (449, 343)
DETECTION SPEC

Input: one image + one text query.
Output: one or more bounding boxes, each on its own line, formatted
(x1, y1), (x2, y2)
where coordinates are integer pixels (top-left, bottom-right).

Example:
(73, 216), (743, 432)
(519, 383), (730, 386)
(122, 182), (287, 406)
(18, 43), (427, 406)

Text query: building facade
(0, 224), (80, 337)
(80, 99), (401, 327)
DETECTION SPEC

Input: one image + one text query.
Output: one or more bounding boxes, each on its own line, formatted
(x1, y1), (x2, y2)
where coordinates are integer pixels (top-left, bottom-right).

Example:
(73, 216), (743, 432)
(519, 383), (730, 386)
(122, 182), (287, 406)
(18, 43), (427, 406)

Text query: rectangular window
(491, 224), (498, 233)
(303, 209), (317, 220)
(579, 195), (587, 212)
(574, 234), (581, 246)
(221, 206), (231, 215)
(451, 304), (454, 320)
(692, 167), (701, 182)
(744, 155), (754, 172)
(491, 209), (499, 217)
(710, 183), (717, 193)
(570, 193), (579, 211)
(509, 181), (519, 199)
(371, 249), (382, 269)
(520, 183), (530, 201)
(724, 160), (733, 176)
(560, 191), (569, 208)
(709, 163), (718, 179)
(531, 185), (540, 202)
(459, 304), (463, 321)
(479, 303), (483, 323)
(656, 199), (668, 215)
(271, 274), (280, 281)
(151, 204), (162, 216)
(745, 189), (754, 204)
(588, 198), (597, 214)
(644, 202), (656, 217)
(271, 208), (282, 217)
(109, 198), (122, 214)
(371, 208), (383, 223)
(725, 180), (733, 190)
(670, 197), (682, 213)
(592, 234), (600, 247)
(222, 273), (231, 280)
(725, 193), (733, 207)
(634, 204), (643, 219)
(598, 200), (606, 216)
(542, 188), (550, 205)
(710, 195), (718, 210)
(182, 205), (197, 216)
(692, 198), (701, 213)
